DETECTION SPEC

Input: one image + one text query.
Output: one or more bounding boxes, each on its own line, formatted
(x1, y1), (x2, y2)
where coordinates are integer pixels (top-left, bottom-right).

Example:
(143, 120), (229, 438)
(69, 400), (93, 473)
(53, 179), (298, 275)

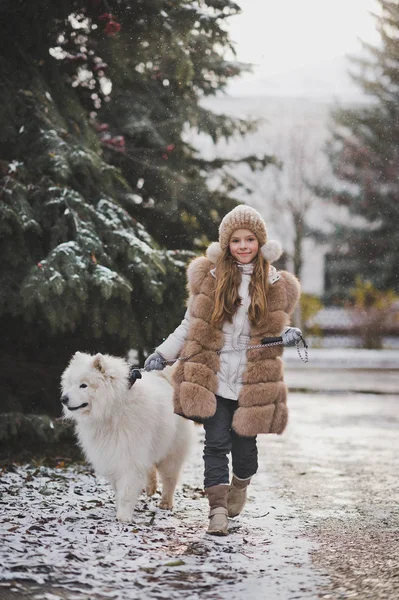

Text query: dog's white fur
(61, 352), (193, 522)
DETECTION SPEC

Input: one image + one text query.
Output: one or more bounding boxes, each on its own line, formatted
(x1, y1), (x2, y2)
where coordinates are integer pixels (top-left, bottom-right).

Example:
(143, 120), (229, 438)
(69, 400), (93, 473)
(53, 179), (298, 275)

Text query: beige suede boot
(227, 475), (251, 517)
(205, 484), (229, 536)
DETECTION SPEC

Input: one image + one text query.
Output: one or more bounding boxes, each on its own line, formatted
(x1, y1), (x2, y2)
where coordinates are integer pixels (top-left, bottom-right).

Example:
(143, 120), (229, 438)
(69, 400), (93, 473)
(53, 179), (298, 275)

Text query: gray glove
(282, 327), (303, 347)
(144, 351), (166, 371)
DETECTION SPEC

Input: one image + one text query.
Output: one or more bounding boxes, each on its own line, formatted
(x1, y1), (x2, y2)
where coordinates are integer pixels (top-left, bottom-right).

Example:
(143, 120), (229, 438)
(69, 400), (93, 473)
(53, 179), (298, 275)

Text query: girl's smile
(229, 228), (259, 264)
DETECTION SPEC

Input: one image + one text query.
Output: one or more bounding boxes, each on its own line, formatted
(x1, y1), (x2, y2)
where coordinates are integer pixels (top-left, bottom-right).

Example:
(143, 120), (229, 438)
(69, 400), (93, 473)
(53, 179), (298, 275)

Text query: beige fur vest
(172, 257), (301, 437)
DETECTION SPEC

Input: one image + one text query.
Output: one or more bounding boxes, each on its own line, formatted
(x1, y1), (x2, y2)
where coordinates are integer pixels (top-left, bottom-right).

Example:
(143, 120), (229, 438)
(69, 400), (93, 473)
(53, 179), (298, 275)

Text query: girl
(144, 206), (302, 535)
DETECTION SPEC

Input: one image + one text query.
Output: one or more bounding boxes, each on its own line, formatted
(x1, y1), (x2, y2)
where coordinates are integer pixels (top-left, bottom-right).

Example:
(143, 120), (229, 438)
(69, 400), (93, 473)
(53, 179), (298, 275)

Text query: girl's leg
(231, 430), (258, 481)
(203, 396), (234, 535)
(229, 429), (258, 517)
(203, 396), (234, 487)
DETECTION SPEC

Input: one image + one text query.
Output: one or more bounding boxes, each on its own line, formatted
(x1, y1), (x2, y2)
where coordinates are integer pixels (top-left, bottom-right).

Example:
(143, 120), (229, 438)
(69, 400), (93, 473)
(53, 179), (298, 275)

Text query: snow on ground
(1, 359), (398, 599)
(0, 427), (326, 600)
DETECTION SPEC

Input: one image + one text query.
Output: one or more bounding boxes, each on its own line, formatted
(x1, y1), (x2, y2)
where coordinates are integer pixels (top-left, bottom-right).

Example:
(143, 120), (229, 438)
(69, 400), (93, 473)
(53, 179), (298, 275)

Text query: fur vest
(172, 257), (301, 437)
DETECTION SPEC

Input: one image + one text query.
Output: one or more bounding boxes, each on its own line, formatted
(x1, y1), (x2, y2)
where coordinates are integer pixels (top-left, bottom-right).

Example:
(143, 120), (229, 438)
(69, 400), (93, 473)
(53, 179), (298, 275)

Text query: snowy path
(3, 384), (397, 599)
(0, 426), (325, 600)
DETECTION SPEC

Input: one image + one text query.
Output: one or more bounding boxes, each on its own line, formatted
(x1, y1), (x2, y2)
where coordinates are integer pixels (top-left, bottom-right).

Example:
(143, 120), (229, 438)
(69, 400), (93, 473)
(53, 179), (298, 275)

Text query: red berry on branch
(102, 135), (125, 152)
(93, 62), (108, 72)
(112, 136), (125, 147)
(104, 21), (121, 36)
(95, 122), (109, 132)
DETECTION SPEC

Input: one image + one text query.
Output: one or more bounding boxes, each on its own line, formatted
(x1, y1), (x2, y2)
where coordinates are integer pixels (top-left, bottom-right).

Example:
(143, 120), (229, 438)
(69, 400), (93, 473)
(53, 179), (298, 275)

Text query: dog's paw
(158, 499), (173, 510)
(146, 483), (157, 497)
(116, 511), (132, 523)
(146, 467), (158, 497)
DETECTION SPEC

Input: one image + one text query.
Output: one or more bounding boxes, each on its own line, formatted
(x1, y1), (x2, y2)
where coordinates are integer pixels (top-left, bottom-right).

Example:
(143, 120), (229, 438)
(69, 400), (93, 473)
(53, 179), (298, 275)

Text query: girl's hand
(144, 352), (166, 371)
(282, 327), (303, 347)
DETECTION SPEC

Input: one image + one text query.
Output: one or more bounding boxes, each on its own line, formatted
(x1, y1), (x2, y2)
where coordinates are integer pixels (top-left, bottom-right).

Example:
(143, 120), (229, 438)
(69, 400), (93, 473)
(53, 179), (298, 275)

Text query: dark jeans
(203, 395), (258, 488)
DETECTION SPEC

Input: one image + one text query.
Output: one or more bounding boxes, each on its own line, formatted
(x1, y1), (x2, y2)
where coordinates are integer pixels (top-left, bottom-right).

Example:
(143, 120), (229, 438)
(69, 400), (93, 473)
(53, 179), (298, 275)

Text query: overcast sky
(227, 0), (381, 80)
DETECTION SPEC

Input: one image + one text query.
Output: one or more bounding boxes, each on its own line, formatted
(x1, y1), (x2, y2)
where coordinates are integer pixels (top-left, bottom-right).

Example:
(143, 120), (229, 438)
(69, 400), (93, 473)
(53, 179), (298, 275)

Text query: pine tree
(323, 0), (399, 301)
(93, 1), (272, 249)
(0, 0), (273, 414)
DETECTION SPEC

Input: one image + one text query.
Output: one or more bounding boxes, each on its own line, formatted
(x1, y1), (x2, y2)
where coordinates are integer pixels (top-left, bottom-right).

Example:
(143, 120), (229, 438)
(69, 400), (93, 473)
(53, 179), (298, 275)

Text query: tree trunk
(292, 210), (304, 279)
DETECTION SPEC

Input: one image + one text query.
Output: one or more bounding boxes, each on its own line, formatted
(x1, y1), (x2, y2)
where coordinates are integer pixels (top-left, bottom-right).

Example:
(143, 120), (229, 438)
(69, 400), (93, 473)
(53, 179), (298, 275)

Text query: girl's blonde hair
(211, 245), (269, 327)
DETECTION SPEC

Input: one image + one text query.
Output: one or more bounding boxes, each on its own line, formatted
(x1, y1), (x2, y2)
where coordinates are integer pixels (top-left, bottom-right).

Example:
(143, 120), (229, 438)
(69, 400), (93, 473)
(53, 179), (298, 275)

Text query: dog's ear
(93, 353), (106, 373)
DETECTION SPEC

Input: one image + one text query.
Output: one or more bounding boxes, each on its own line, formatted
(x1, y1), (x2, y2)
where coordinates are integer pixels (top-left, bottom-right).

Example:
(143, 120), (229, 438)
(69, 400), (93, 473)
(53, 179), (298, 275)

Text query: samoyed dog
(61, 352), (193, 522)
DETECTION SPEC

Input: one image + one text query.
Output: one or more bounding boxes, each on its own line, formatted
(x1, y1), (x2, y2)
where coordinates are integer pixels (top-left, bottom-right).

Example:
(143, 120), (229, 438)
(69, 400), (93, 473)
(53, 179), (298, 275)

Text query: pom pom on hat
(206, 241), (222, 264)
(261, 239), (282, 263)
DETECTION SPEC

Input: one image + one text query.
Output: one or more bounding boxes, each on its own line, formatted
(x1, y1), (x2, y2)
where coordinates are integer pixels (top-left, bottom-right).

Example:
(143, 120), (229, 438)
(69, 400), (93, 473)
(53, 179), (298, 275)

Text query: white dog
(61, 352), (193, 522)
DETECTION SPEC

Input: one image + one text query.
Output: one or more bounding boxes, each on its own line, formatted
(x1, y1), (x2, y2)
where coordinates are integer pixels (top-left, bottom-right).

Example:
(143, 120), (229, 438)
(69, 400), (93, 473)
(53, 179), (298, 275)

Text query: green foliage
(300, 293), (323, 337)
(0, 413), (73, 446)
(92, 1), (273, 250)
(0, 0), (274, 416)
(320, 0), (399, 299)
(0, 413), (77, 460)
(349, 277), (399, 349)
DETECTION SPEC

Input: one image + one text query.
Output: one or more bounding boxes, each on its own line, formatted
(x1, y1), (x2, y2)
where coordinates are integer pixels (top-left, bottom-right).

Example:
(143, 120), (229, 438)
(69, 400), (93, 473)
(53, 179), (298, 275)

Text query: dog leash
(218, 335), (308, 363)
(128, 335), (308, 387)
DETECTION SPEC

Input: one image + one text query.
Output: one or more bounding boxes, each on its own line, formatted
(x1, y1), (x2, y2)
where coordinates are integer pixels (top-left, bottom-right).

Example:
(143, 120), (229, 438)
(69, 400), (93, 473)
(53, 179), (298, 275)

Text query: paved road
(284, 347), (399, 394)
(261, 390), (399, 599)
(286, 368), (398, 394)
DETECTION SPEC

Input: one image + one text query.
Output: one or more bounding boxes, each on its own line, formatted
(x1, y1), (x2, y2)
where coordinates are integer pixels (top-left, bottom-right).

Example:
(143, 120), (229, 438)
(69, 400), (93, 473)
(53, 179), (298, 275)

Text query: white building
(190, 57), (367, 297)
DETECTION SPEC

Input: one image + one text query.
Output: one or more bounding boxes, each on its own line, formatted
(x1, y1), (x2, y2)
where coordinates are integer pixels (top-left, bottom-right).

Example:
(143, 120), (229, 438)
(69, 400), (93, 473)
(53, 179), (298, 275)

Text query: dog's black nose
(61, 394), (69, 406)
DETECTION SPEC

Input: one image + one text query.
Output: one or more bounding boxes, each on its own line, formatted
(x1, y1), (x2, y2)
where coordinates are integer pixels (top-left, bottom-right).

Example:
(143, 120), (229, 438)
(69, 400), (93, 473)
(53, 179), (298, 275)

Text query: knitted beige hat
(206, 205), (282, 264)
(219, 205), (267, 248)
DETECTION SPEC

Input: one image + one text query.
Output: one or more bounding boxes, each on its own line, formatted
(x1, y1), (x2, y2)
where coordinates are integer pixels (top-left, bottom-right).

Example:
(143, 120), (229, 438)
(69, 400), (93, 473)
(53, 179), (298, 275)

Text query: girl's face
(229, 229), (259, 263)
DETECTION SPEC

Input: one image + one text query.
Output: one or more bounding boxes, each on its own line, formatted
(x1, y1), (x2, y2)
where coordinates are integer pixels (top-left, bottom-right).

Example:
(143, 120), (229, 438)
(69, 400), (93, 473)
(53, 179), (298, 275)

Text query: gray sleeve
(156, 309), (190, 361)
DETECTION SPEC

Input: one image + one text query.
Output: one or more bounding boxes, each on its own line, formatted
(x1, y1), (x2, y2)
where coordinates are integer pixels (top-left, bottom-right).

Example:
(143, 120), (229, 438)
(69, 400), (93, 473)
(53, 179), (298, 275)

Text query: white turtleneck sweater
(157, 263), (280, 401)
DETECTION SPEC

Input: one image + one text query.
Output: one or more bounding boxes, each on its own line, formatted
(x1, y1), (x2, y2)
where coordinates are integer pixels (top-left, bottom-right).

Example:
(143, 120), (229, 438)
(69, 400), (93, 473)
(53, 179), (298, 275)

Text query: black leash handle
(260, 336), (283, 344)
(128, 367), (142, 388)
(261, 335), (308, 363)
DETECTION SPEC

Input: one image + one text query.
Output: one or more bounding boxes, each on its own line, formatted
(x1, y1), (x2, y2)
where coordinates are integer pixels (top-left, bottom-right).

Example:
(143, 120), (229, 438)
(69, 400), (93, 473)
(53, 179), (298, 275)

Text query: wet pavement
(0, 366), (398, 599)
(286, 368), (398, 394)
(284, 347), (399, 394)
(263, 389), (399, 600)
